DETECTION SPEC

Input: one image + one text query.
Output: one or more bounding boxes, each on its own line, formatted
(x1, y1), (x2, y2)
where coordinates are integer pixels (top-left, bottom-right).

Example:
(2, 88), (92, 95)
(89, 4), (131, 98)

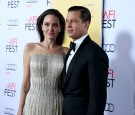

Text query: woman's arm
(17, 44), (31, 115)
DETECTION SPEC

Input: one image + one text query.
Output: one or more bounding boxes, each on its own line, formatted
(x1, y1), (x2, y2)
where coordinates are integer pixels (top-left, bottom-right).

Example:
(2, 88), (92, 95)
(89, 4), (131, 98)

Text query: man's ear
(84, 21), (90, 29)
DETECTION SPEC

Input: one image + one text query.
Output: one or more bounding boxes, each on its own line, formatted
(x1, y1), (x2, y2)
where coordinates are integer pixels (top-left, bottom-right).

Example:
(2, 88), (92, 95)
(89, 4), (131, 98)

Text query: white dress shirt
(66, 34), (88, 72)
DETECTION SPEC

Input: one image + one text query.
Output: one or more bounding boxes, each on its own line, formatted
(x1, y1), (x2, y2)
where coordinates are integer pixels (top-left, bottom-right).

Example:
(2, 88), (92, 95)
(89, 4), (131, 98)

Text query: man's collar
(74, 34), (88, 45)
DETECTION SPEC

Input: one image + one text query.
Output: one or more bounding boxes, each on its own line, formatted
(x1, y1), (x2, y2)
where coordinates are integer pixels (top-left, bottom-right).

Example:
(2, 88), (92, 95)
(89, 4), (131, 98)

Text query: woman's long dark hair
(36, 9), (65, 45)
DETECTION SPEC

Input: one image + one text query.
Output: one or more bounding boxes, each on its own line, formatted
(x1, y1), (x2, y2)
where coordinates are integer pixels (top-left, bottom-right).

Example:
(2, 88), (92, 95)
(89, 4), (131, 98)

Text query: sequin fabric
(23, 54), (64, 115)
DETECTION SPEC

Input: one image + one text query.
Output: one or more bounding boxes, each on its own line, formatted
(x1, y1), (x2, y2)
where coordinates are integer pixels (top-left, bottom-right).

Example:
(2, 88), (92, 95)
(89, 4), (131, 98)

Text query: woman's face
(41, 14), (61, 41)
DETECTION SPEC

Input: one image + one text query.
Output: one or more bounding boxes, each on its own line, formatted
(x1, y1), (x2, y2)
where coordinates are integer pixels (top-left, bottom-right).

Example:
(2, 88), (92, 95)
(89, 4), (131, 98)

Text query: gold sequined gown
(23, 54), (64, 115)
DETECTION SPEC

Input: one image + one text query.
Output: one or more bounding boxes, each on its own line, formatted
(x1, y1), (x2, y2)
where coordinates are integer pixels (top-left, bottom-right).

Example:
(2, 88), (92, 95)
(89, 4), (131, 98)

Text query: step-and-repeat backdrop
(103, 0), (135, 115)
(0, 0), (135, 115)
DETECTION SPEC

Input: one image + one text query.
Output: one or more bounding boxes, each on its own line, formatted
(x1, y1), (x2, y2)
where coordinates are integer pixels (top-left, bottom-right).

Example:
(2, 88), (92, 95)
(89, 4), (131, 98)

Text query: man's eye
(71, 20), (77, 23)
(65, 20), (68, 23)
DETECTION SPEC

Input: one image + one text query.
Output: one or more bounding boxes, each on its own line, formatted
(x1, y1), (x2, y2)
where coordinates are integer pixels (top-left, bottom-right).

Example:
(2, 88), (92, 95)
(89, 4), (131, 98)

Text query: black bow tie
(69, 42), (76, 52)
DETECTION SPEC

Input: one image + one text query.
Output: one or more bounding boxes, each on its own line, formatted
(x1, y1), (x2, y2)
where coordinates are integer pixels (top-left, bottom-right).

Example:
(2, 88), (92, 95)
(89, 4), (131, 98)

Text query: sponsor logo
(4, 107), (15, 115)
(25, 16), (37, 31)
(26, 0), (38, 7)
(107, 69), (115, 88)
(6, 64), (17, 71)
(7, 20), (19, 27)
(26, 0), (38, 3)
(7, 1), (20, 8)
(103, 44), (116, 53)
(7, 20), (19, 30)
(4, 83), (16, 97)
(6, 38), (18, 52)
(103, 10), (116, 29)
(105, 103), (115, 112)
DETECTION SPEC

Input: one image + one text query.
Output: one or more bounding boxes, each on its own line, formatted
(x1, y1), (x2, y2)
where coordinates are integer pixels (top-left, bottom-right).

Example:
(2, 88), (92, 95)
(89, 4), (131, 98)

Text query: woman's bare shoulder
(23, 42), (40, 56)
(24, 42), (41, 50)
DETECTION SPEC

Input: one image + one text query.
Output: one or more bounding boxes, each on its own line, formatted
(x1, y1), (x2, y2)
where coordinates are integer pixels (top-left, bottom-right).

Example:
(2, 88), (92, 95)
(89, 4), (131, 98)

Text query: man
(61, 6), (109, 115)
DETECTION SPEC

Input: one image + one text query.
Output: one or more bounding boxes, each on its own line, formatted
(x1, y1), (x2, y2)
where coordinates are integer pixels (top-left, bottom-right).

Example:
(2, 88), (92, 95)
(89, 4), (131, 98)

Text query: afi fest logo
(25, 16), (37, 31)
(6, 38), (18, 52)
(7, 0), (20, 8)
(107, 69), (115, 88)
(103, 10), (116, 28)
(4, 107), (15, 115)
(4, 83), (16, 97)
(7, 19), (19, 30)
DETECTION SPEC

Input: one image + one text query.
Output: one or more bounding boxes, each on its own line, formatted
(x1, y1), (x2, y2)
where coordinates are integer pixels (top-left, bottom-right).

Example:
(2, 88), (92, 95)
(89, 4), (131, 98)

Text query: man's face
(66, 11), (88, 40)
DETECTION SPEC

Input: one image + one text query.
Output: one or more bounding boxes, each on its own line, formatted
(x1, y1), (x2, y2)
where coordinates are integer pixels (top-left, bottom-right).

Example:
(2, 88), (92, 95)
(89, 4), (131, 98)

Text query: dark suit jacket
(61, 35), (109, 115)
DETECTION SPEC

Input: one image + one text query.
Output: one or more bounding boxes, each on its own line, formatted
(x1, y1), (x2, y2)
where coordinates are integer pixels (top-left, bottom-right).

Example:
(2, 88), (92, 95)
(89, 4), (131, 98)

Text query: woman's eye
(53, 24), (58, 27)
(44, 23), (49, 26)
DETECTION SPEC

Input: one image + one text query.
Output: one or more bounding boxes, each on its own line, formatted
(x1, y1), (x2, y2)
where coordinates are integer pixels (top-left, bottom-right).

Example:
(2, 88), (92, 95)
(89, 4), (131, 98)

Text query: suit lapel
(62, 36), (91, 89)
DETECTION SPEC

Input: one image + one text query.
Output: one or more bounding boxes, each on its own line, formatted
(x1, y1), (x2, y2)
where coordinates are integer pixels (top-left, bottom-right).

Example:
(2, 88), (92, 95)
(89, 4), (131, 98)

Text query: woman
(17, 9), (68, 115)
